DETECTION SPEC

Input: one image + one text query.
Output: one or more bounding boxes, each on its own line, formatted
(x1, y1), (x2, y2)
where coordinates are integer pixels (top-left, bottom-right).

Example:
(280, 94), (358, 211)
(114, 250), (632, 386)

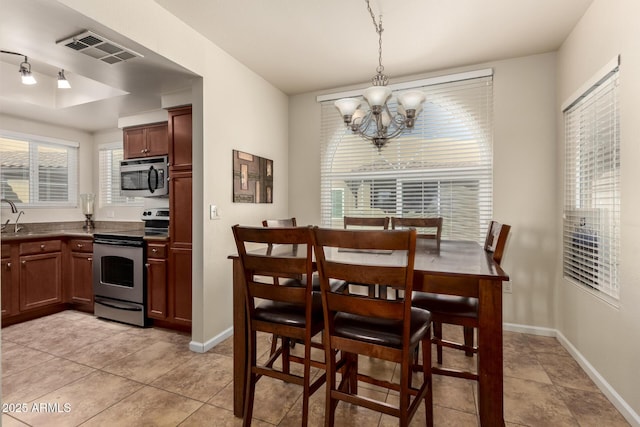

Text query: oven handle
(95, 297), (143, 312)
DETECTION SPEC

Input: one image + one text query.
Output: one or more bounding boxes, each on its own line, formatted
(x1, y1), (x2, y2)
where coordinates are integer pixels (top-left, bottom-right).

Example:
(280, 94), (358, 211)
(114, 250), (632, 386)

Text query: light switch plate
(210, 204), (220, 220)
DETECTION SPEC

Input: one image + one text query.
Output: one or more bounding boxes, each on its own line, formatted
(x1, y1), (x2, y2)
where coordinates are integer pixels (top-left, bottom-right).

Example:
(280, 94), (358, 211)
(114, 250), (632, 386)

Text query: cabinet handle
(6, 262), (10, 268)
(140, 149), (145, 153)
(40, 244), (45, 250)
(21, 260), (26, 265)
(88, 257), (92, 261)
(151, 248), (158, 253)
(77, 243), (84, 248)
(145, 263), (150, 268)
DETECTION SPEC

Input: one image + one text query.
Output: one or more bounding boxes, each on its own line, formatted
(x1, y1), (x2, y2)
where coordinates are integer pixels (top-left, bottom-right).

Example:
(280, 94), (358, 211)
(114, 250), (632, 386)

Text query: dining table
(229, 238), (510, 426)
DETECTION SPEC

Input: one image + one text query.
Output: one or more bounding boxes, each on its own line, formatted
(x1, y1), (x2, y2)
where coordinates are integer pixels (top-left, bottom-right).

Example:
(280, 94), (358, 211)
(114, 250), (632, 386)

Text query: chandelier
(334, 0), (426, 151)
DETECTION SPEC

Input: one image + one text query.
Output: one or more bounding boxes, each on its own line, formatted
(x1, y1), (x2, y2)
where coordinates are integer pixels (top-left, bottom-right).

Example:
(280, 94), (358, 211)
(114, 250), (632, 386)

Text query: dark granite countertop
(0, 221), (161, 242)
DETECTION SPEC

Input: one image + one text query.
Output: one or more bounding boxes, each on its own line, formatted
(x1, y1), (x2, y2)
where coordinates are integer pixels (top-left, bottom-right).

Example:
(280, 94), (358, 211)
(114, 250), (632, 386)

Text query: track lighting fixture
(19, 57), (36, 85)
(57, 69), (71, 89)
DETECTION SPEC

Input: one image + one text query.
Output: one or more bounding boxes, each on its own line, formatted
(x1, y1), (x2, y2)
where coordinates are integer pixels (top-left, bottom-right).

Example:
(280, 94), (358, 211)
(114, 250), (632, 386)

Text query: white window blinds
(98, 144), (142, 206)
(563, 62), (620, 300)
(0, 133), (78, 207)
(320, 73), (493, 242)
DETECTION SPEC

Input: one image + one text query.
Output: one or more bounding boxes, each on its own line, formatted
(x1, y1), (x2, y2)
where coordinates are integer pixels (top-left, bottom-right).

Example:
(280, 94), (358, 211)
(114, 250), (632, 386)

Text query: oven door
(93, 240), (145, 304)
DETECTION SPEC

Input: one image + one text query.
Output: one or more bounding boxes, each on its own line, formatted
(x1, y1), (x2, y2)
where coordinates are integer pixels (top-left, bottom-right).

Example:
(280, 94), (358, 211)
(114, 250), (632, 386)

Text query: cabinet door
(146, 258), (167, 319)
(169, 171), (192, 247)
(168, 106), (192, 170)
(19, 252), (62, 311)
(1, 257), (13, 318)
(69, 252), (93, 306)
(168, 247), (192, 326)
(123, 127), (147, 159)
(146, 123), (169, 157)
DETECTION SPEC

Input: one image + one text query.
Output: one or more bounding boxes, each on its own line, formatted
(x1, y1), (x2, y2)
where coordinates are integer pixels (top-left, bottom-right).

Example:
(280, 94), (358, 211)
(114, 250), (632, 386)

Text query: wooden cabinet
(67, 239), (93, 308)
(168, 106), (192, 170)
(1, 244), (15, 319)
(18, 240), (63, 312)
(123, 122), (168, 159)
(146, 242), (168, 319)
(164, 105), (193, 331)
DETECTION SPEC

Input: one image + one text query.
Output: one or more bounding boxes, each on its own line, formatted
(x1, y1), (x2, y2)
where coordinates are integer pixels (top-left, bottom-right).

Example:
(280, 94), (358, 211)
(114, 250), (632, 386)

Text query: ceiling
(0, 0), (593, 133)
(156, 0), (593, 94)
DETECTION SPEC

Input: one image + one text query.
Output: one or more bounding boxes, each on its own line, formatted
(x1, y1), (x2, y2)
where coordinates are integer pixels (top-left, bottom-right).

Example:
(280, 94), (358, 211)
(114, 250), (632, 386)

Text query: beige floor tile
(1, 414), (30, 427)
(504, 344), (552, 384)
(180, 403), (274, 427)
(209, 335), (234, 357)
(1, 341), (55, 378)
(557, 385), (631, 427)
(3, 357), (95, 403)
(503, 376), (578, 426)
(61, 331), (156, 369)
(535, 352), (599, 392)
(432, 374), (477, 414)
(81, 386), (203, 427)
(151, 351), (234, 402)
(124, 325), (192, 346)
(526, 334), (569, 356)
(10, 371), (143, 427)
(101, 340), (195, 384)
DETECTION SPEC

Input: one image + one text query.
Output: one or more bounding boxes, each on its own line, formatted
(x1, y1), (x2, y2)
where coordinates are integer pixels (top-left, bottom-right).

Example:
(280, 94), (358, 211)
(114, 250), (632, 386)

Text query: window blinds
(98, 145), (142, 206)
(0, 134), (78, 206)
(320, 74), (493, 242)
(563, 65), (620, 299)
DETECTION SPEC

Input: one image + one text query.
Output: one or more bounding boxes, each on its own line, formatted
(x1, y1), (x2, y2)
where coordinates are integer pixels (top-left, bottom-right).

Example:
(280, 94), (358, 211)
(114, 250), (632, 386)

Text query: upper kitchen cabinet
(168, 106), (192, 170)
(123, 122), (169, 159)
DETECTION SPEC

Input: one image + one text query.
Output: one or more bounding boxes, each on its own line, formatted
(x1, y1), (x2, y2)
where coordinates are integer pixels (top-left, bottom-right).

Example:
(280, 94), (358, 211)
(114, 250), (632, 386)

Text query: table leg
(477, 278), (505, 426)
(232, 258), (247, 417)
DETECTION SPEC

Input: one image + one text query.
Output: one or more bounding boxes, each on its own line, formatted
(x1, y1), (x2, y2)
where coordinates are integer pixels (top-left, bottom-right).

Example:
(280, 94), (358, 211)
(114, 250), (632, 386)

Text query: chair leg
(463, 326), (474, 357)
(282, 338), (291, 374)
(269, 334), (278, 355)
(422, 336), (434, 427)
(433, 322), (443, 364)
(302, 337), (312, 427)
(243, 331), (258, 427)
(325, 345), (337, 427)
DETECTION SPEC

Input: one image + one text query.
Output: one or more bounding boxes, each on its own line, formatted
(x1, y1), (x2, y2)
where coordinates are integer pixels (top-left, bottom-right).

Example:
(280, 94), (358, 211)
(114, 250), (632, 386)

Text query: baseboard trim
(188, 326), (233, 353)
(504, 322), (639, 426)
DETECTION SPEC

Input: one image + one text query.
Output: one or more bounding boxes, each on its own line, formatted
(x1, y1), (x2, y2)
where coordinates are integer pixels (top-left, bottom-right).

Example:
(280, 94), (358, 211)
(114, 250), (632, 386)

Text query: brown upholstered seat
(412, 220), (511, 380)
(232, 225), (329, 427)
(313, 227), (433, 427)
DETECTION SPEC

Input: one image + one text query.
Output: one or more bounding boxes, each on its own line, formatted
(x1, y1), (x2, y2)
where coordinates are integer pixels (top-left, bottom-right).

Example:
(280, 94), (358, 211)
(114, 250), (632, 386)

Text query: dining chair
(343, 216), (390, 297)
(412, 220), (511, 380)
(312, 227), (433, 427)
(232, 225), (327, 427)
(391, 217), (443, 250)
(262, 217), (297, 228)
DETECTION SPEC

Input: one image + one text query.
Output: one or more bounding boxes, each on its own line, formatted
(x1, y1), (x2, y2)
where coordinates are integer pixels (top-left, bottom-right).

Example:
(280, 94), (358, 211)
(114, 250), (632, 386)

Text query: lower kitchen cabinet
(1, 244), (16, 319)
(18, 240), (63, 312)
(68, 239), (94, 309)
(168, 247), (192, 329)
(146, 242), (168, 319)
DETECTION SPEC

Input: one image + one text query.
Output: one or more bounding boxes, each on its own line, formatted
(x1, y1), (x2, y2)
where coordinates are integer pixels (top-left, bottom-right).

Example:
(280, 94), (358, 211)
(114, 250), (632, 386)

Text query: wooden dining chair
(232, 225), (326, 427)
(262, 217), (297, 228)
(312, 227), (433, 427)
(412, 220), (511, 380)
(343, 216), (390, 297)
(391, 217), (443, 250)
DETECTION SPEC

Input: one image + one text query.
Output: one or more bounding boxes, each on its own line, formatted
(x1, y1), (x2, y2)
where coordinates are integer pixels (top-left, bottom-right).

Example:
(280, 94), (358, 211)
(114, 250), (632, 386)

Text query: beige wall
(557, 0), (640, 420)
(58, 0), (290, 348)
(289, 53), (559, 328)
(0, 114), (94, 223)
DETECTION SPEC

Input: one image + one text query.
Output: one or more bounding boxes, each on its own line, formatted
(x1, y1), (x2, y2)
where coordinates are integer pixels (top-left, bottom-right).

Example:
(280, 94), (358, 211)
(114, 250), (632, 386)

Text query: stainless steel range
(93, 231), (148, 327)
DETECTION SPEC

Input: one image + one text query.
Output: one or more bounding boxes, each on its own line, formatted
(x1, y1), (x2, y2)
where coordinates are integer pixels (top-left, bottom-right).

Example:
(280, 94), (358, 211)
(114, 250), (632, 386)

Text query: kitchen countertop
(0, 221), (168, 242)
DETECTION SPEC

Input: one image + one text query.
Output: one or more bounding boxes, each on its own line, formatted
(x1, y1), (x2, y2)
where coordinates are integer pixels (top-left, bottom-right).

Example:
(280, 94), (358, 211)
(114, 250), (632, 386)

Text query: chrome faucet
(14, 211), (24, 233)
(1, 198), (18, 213)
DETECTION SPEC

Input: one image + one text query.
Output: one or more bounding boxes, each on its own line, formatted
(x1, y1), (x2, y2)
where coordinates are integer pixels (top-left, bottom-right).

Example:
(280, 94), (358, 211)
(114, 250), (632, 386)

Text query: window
(0, 132), (78, 207)
(563, 59), (620, 300)
(319, 70), (494, 242)
(98, 143), (142, 206)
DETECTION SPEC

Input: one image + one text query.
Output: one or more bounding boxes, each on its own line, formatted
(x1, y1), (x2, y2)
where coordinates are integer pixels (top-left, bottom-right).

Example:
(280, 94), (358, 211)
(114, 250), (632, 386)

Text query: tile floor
(0, 310), (630, 426)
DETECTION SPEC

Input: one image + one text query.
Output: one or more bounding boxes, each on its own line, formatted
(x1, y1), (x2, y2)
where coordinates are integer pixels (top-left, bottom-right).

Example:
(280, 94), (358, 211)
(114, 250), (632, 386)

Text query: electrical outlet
(503, 280), (513, 293)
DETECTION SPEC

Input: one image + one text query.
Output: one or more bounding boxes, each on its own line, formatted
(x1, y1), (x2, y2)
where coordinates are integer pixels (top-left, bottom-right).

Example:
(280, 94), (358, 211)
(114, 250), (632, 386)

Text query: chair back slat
(248, 281), (306, 304)
(244, 256), (307, 278)
(326, 292), (404, 321)
(484, 221), (511, 265)
(391, 217), (443, 249)
(262, 217), (297, 228)
(343, 216), (390, 230)
(324, 261), (409, 289)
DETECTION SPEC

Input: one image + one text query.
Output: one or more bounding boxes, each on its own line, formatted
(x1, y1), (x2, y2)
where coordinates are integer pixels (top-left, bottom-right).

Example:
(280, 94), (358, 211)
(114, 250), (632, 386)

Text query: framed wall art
(233, 150), (273, 203)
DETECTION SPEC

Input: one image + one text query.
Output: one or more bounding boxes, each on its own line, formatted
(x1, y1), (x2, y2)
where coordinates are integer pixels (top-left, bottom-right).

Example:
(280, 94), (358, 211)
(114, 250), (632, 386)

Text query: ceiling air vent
(56, 30), (143, 64)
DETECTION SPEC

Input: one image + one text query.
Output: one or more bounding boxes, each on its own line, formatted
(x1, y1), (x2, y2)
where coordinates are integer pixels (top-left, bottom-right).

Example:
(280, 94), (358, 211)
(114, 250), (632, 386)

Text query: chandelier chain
(366, 0), (387, 84)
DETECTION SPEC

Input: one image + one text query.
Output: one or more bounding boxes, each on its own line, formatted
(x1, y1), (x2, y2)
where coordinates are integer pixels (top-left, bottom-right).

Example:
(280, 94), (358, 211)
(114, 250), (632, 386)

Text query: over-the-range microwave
(120, 155), (169, 197)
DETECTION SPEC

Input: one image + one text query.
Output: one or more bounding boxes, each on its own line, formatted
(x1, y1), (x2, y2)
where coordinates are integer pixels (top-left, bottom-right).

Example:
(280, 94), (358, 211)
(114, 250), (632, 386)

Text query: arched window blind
(563, 59), (620, 300)
(319, 72), (494, 242)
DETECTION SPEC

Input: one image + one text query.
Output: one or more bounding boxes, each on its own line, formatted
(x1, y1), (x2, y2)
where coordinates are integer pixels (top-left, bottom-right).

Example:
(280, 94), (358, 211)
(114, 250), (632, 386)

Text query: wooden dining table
(229, 238), (510, 426)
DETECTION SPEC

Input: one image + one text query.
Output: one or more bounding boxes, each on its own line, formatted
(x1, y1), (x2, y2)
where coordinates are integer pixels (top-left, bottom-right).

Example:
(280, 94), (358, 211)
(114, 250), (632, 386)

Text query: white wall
(289, 53), (559, 328)
(557, 0), (640, 420)
(57, 0), (290, 348)
(0, 114), (93, 223)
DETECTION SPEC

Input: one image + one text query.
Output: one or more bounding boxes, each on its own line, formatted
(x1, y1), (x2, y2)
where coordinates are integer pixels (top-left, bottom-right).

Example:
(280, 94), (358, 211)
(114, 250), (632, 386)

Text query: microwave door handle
(148, 165), (157, 194)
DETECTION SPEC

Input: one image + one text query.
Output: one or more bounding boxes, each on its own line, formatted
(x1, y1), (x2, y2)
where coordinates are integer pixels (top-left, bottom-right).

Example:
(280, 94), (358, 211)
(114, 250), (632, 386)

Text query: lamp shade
(57, 70), (71, 89)
(334, 98), (361, 117)
(351, 109), (366, 126)
(20, 69), (36, 85)
(363, 86), (392, 107)
(398, 91), (426, 110)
